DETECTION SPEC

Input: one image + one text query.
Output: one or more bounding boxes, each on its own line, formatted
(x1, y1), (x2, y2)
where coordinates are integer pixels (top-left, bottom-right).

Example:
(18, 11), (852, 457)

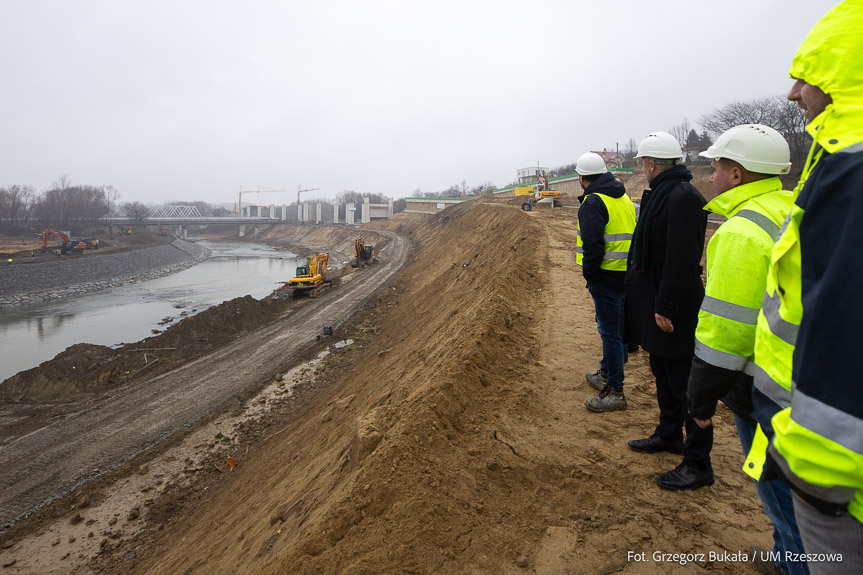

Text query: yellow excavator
(351, 238), (375, 268)
(521, 174), (562, 211)
(286, 252), (331, 297)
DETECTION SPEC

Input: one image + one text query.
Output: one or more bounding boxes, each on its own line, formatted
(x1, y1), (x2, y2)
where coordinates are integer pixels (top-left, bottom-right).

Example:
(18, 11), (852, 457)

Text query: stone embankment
(0, 238), (210, 308)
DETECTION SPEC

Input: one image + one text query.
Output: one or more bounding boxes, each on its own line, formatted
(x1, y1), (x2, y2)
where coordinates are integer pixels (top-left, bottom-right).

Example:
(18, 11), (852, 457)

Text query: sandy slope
(67, 200), (771, 575)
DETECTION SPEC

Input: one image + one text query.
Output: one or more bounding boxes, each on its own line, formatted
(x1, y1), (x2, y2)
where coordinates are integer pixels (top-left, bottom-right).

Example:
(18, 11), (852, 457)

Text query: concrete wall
(403, 198), (476, 214)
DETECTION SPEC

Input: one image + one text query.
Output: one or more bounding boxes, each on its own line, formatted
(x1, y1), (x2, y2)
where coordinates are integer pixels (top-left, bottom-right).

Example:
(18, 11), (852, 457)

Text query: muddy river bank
(0, 240), (306, 383)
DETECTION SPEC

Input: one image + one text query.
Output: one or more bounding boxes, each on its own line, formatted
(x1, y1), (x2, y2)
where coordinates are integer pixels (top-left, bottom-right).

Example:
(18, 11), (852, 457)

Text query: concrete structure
(517, 166), (550, 184)
(237, 197), (391, 226)
(403, 197), (476, 214)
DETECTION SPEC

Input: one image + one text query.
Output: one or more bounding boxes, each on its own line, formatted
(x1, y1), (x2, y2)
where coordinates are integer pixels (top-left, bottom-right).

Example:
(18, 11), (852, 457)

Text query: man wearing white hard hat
(574, 152), (636, 412)
(687, 124), (806, 574)
(624, 131), (712, 491)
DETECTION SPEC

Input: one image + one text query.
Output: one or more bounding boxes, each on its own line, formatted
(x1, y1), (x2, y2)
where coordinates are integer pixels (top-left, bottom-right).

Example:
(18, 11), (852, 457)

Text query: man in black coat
(624, 131), (713, 491)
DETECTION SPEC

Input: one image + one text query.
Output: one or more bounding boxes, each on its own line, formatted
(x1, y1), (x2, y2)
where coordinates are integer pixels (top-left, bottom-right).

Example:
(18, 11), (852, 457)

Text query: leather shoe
(654, 463), (714, 491)
(627, 435), (684, 455)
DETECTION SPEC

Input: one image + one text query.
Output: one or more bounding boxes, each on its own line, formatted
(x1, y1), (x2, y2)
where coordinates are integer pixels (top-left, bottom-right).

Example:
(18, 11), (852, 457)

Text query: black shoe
(627, 435), (684, 455)
(654, 463), (714, 491)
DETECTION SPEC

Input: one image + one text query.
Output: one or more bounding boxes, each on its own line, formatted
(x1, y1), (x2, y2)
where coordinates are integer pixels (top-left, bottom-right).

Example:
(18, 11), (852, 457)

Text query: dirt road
(0, 230), (409, 529)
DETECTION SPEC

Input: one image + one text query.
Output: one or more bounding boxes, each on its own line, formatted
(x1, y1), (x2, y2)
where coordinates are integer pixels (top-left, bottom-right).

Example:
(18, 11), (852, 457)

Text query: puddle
(333, 339), (354, 349)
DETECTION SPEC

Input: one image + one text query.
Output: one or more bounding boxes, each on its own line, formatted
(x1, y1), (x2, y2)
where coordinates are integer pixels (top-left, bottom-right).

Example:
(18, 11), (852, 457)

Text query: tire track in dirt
(0, 230), (409, 529)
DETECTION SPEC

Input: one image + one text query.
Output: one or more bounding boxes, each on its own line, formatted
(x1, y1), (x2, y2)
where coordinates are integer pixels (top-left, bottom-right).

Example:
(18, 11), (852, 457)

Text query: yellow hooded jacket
(749, 0), (863, 524)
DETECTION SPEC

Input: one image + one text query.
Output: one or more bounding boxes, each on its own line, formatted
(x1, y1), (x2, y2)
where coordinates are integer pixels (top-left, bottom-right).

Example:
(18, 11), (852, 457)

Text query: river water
(0, 240), (306, 384)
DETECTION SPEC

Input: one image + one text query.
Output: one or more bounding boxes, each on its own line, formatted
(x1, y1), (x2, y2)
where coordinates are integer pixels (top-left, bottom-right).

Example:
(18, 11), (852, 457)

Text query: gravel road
(0, 230), (409, 529)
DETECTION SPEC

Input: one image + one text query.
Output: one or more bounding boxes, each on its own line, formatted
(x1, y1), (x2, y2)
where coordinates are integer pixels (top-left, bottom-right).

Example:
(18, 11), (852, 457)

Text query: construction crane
(237, 189), (293, 217)
(237, 187), (320, 217)
(296, 186), (319, 207)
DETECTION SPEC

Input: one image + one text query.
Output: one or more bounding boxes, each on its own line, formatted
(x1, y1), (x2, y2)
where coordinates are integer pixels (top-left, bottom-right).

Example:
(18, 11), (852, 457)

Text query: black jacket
(793, 144), (863, 424)
(577, 172), (628, 292)
(624, 167), (707, 359)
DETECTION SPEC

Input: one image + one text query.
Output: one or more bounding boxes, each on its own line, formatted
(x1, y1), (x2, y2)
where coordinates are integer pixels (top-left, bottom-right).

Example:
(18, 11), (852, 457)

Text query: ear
(732, 166), (744, 185)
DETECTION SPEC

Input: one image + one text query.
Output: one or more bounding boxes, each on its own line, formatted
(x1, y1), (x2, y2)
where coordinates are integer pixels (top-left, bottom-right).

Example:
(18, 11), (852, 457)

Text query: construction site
(0, 174), (778, 574)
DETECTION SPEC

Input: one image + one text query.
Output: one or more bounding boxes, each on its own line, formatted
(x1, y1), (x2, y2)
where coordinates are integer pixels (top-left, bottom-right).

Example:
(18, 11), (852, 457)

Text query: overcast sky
(1, 0), (838, 206)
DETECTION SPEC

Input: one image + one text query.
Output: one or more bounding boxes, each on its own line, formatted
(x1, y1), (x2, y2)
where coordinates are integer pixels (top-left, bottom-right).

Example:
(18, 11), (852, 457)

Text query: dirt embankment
(60, 200), (771, 575)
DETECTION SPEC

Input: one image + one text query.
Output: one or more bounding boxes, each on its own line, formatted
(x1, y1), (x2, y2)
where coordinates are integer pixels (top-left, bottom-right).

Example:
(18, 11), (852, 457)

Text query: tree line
(0, 176), (117, 234)
(549, 93), (810, 177)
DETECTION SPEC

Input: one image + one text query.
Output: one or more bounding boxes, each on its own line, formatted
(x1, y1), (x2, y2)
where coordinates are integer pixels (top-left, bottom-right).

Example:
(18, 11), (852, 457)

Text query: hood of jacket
(578, 172), (627, 203)
(790, 0), (863, 154)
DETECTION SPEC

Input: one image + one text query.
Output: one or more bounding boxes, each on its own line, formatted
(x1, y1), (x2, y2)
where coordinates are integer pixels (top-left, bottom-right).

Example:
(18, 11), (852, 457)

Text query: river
(0, 240), (306, 384)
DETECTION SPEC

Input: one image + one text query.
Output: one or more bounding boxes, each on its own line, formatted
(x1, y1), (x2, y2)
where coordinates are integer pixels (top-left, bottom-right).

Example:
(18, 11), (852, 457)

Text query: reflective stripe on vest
(748, 362), (792, 408)
(735, 209), (781, 240)
(761, 290), (799, 346)
(751, 207), (802, 404)
(791, 383), (863, 455)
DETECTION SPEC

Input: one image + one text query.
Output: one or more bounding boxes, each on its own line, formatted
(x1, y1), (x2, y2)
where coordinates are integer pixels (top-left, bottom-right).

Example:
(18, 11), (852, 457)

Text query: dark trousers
(649, 354), (713, 469)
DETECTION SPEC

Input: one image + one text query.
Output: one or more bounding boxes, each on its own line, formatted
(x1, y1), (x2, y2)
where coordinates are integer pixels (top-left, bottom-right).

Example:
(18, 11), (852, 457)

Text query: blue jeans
(736, 415), (809, 575)
(587, 282), (624, 391)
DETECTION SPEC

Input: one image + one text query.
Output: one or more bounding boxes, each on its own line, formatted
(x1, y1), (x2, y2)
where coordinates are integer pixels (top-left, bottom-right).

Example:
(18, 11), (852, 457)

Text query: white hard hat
(576, 152), (608, 176)
(699, 124), (791, 175)
(635, 131), (683, 159)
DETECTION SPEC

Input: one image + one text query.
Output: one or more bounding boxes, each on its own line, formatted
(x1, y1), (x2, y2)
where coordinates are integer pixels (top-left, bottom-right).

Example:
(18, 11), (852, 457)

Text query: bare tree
(439, 184), (462, 198)
(623, 138), (639, 160)
(668, 118), (692, 147)
(335, 190), (388, 205)
(0, 185), (36, 227)
(31, 182), (113, 232)
(470, 181), (497, 196)
(549, 163), (577, 177)
(122, 201), (150, 221)
(701, 95), (810, 169)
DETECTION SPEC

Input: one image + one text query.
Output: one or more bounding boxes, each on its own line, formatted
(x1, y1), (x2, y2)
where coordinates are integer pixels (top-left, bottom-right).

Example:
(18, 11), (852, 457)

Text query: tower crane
(238, 187), (319, 217)
(237, 189), (290, 217)
(296, 186), (320, 206)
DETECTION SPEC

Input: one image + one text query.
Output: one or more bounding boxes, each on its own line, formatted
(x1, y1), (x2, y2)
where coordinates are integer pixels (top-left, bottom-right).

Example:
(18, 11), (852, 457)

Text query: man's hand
(655, 313), (674, 333)
(694, 417), (713, 429)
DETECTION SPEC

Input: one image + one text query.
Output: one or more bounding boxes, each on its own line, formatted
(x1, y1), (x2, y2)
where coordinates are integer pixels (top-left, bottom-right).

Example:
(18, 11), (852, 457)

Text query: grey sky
(1, 0), (837, 206)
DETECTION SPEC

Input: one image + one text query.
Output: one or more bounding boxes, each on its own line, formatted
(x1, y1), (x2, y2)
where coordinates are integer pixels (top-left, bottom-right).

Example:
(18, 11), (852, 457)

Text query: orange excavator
(39, 228), (93, 254)
(285, 253), (332, 297)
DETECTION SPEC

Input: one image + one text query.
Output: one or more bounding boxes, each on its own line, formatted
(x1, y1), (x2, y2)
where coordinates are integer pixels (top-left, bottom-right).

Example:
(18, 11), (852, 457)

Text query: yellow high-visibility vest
(576, 194), (636, 271)
(695, 178), (793, 373)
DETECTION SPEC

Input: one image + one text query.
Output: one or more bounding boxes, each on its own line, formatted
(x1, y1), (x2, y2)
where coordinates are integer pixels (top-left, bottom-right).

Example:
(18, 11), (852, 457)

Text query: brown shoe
(585, 386), (626, 412)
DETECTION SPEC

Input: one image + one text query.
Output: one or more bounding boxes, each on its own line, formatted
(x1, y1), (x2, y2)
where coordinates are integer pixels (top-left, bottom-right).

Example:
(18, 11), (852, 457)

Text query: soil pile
(91, 200), (771, 574)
